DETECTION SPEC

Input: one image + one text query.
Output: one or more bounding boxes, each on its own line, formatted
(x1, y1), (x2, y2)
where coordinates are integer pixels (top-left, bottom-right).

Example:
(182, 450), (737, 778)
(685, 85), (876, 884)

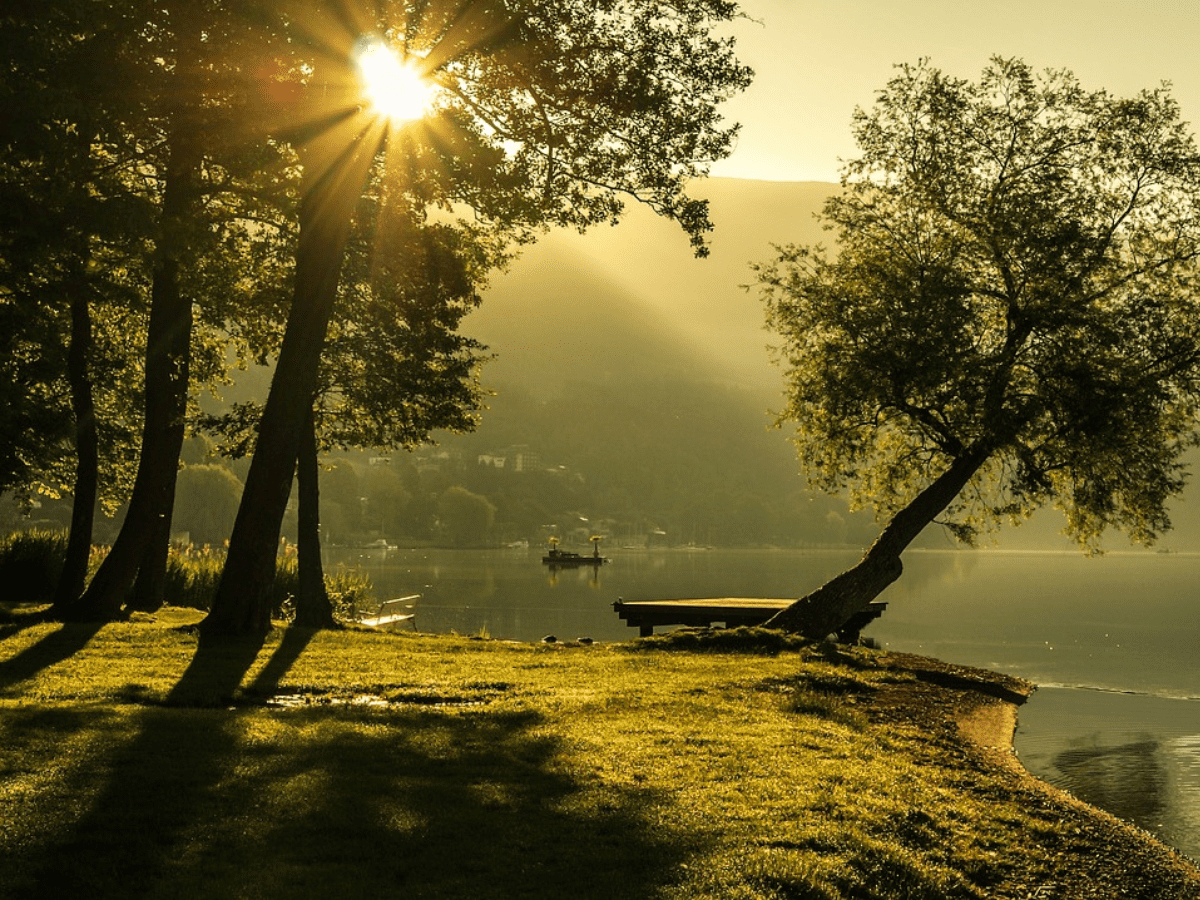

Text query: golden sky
(711, 0), (1200, 183)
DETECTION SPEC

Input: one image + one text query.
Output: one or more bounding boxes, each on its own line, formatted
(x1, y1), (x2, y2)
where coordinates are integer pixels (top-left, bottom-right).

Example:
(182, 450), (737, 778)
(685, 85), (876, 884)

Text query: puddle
(256, 683), (512, 710)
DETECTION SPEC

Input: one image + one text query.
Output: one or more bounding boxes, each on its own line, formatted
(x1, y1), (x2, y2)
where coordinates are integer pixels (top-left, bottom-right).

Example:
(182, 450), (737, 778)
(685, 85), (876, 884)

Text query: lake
(328, 545), (1200, 862)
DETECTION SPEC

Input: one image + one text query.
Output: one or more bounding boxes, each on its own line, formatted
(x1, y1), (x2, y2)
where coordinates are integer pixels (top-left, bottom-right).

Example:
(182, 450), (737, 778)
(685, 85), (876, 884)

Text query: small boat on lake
(542, 536), (609, 567)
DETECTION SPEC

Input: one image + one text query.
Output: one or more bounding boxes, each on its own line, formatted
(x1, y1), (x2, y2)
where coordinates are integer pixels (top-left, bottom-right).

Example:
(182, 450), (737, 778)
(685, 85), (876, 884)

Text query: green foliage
(160, 549), (225, 613)
(0, 3), (152, 509)
(171, 465), (244, 547)
(0, 530), (71, 605)
(0, 531), (372, 620)
(758, 58), (1200, 550)
(161, 546), (372, 622)
(437, 485), (497, 547)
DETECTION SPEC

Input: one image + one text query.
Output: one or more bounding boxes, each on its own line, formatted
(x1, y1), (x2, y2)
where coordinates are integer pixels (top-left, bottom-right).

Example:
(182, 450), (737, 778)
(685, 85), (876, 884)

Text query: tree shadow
(4, 629), (268, 896)
(0, 621), (104, 692)
(174, 706), (701, 897)
(162, 628), (267, 707)
(244, 625), (318, 698)
(4, 699), (703, 898)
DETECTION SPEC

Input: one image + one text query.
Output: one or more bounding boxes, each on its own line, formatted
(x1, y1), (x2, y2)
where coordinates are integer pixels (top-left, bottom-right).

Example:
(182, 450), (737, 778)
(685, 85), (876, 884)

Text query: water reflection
(1017, 686), (1200, 862)
(1051, 737), (1165, 825)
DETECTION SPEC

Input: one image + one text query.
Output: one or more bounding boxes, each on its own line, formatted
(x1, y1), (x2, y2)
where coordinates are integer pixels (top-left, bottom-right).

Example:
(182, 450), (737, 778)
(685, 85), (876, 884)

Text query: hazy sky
(710, 0), (1200, 183)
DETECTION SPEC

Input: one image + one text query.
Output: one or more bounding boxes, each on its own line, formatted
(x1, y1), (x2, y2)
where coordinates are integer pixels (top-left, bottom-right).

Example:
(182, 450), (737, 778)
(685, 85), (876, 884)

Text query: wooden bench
(358, 594), (420, 630)
(612, 597), (886, 642)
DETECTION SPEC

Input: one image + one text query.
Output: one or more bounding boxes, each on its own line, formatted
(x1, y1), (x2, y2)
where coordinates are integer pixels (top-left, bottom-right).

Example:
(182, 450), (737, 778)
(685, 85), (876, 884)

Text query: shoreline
(880, 650), (1200, 888)
(3, 607), (1200, 897)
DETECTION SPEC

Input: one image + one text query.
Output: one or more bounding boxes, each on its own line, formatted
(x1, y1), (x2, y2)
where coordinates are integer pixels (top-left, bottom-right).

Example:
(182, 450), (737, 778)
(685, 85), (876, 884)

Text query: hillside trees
(757, 59), (1200, 638)
(204, 0), (753, 637)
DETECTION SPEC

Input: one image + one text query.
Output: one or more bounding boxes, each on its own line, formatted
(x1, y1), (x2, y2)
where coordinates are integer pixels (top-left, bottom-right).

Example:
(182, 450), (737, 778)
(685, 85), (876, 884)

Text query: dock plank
(613, 597), (886, 640)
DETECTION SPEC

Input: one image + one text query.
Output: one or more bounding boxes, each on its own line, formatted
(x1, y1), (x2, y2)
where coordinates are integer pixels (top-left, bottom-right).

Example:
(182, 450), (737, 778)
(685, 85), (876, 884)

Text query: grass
(0, 609), (1196, 899)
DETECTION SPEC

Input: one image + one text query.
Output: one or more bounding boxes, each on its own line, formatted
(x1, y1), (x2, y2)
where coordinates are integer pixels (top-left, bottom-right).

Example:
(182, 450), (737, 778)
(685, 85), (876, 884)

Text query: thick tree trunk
(293, 404), (336, 629)
(766, 446), (992, 638)
(51, 283), (99, 611)
(127, 512), (173, 613)
(204, 124), (379, 638)
(61, 150), (196, 621)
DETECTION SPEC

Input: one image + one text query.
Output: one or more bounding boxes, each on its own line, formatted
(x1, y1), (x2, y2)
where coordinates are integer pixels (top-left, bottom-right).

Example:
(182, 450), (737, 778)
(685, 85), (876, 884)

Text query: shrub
(0, 531), (374, 623)
(0, 529), (70, 605)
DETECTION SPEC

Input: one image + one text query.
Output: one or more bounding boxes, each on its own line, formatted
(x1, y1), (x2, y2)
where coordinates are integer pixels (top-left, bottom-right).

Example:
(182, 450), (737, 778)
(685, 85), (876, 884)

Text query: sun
(356, 41), (433, 123)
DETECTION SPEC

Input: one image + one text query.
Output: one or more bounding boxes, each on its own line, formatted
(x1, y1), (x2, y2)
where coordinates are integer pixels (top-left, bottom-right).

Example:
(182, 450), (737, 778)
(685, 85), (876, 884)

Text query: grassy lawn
(1, 608), (1197, 899)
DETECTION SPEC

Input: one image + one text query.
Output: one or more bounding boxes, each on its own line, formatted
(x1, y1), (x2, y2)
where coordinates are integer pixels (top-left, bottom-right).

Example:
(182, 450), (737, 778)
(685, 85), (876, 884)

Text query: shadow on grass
(160, 630), (266, 707)
(0, 621), (104, 692)
(4, 700), (700, 899)
(246, 625), (318, 697)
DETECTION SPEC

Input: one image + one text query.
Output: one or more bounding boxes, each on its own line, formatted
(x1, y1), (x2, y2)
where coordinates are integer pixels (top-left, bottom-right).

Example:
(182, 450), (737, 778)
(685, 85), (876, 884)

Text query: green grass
(0, 611), (1188, 898)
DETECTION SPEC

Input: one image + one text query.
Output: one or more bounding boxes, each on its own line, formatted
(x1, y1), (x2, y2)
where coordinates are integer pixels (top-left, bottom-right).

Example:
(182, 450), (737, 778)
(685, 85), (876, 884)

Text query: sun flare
(357, 41), (433, 123)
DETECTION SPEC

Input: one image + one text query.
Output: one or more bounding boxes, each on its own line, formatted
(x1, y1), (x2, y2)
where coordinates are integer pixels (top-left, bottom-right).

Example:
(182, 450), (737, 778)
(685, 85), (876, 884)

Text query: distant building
(478, 445), (542, 473)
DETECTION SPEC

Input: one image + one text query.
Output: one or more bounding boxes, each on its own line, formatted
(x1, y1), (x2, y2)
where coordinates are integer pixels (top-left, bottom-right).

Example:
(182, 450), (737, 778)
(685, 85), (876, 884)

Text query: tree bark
(203, 118), (380, 638)
(293, 404), (336, 629)
(127, 511), (173, 613)
(766, 446), (992, 638)
(51, 280), (99, 611)
(61, 143), (196, 621)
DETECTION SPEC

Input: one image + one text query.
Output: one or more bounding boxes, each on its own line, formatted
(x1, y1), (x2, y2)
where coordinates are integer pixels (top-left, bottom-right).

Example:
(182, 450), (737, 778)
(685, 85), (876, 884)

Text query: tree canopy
(757, 58), (1200, 637)
(204, 0), (753, 636)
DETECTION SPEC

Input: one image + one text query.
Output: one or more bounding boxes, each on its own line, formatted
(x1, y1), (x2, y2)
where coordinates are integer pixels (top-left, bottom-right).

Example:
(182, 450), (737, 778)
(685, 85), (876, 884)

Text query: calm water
(329, 545), (1200, 860)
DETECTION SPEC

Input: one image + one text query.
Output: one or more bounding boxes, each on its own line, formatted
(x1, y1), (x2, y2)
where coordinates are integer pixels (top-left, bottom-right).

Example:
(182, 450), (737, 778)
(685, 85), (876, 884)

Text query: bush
(0, 529), (70, 605)
(164, 545), (374, 622)
(0, 531), (375, 623)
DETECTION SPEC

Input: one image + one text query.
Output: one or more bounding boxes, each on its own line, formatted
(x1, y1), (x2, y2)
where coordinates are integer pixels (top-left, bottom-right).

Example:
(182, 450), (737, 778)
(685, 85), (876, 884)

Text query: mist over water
(331, 545), (1200, 861)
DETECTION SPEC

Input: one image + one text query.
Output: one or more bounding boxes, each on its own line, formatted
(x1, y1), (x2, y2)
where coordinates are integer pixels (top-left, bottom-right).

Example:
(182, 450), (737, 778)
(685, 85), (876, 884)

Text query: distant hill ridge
(465, 178), (837, 399)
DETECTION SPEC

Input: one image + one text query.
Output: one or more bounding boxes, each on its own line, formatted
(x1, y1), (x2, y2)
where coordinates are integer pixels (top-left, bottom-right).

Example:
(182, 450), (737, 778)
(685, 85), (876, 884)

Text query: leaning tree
(204, 0), (753, 637)
(757, 58), (1200, 638)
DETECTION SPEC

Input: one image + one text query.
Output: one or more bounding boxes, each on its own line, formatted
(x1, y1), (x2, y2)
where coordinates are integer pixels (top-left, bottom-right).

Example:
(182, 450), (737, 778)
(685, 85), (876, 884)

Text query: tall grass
(1, 531), (374, 622)
(0, 529), (73, 604)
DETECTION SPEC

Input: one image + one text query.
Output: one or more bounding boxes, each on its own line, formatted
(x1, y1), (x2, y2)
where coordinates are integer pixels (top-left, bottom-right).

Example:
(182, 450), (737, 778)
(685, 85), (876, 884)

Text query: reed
(0, 531), (374, 622)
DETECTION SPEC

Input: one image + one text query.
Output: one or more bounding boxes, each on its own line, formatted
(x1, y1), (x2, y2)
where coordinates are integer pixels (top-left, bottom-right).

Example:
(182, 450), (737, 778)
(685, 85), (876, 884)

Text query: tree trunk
(61, 144), (196, 621)
(51, 281), (99, 611)
(766, 446), (992, 638)
(203, 121), (380, 638)
(127, 512), (173, 613)
(293, 404), (336, 629)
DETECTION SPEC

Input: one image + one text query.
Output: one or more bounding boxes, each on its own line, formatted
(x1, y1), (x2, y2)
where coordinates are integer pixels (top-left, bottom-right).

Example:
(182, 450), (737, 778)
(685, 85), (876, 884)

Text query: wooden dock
(612, 597), (886, 641)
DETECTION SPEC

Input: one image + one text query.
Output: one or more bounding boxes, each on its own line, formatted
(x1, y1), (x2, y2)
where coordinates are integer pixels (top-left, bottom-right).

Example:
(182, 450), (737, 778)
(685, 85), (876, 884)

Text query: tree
(171, 464), (244, 547)
(0, 2), (153, 605)
(204, 0), (752, 637)
(756, 58), (1200, 638)
(57, 0), (301, 620)
(438, 485), (496, 546)
(200, 168), (497, 628)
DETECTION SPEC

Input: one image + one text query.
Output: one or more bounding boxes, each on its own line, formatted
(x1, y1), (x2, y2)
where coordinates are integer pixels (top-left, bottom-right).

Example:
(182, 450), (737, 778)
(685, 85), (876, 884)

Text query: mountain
(454, 177), (1200, 552)
(462, 178), (835, 399)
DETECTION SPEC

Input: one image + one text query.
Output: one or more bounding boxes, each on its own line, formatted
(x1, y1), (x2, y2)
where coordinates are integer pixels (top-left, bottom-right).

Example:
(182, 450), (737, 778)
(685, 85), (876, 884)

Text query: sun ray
(357, 40), (434, 124)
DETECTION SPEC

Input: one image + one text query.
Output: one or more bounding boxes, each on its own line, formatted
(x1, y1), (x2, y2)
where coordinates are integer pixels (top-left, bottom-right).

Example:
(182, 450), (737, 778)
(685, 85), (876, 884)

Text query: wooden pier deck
(612, 597), (886, 642)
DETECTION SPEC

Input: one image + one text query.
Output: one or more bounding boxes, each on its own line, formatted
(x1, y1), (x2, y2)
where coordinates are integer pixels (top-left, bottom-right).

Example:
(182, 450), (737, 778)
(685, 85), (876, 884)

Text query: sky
(709, 0), (1200, 183)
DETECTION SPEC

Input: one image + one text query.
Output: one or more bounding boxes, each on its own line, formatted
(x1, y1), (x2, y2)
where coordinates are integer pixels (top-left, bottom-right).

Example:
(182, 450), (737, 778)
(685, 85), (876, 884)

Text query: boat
(542, 536), (609, 567)
(363, 538), (398, 551)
